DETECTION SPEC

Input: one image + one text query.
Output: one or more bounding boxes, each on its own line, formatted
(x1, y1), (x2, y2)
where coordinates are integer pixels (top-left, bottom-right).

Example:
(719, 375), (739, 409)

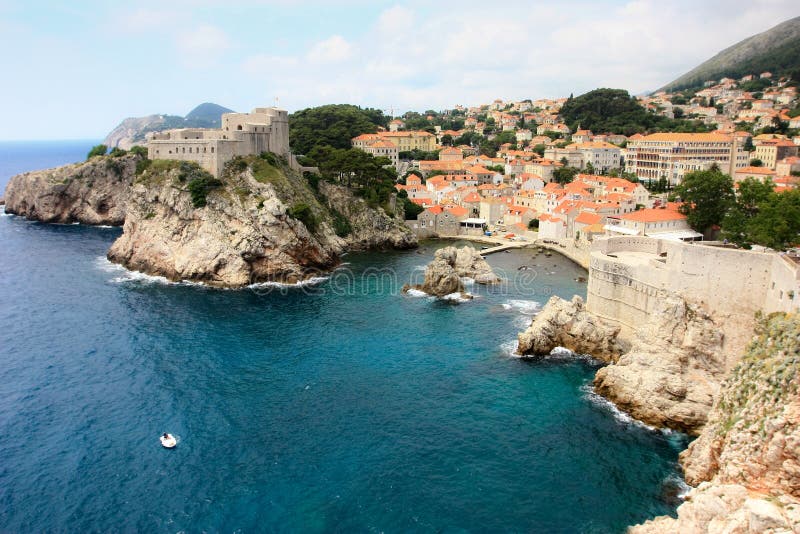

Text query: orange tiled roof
(621, 208), (687, 223)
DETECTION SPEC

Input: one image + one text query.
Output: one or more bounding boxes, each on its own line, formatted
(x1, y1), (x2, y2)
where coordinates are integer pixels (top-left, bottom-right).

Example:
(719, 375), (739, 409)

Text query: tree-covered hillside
(288, 104), (389, 155)
(559, 88), (712, 135)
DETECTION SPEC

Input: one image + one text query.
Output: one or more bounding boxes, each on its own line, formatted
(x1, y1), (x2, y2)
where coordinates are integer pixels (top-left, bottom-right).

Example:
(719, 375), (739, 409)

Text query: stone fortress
(147, 107), (300, 177)
(586, 236), (800, 357)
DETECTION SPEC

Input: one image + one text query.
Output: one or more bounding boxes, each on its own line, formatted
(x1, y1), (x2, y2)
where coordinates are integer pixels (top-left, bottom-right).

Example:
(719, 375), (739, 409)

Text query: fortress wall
(766, 254), (800, 313)
(586, 237), (799, 359)
(148, 140), (221, 176)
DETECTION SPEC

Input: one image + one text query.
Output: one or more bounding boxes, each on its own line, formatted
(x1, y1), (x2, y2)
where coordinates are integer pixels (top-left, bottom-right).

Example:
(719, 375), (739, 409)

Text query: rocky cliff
(517, 292), (728, 435)
(632, 313), (800, 533)
(4, 153), (417, 286)
(594, 293), (728, 435)
(318, 181), (416, 251)
(104, 115), (167, 150)
(3, 154), (139, 225)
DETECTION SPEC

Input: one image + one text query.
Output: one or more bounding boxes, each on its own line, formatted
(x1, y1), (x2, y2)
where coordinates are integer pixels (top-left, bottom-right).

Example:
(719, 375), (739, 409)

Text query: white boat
(160, 433), (177, 448)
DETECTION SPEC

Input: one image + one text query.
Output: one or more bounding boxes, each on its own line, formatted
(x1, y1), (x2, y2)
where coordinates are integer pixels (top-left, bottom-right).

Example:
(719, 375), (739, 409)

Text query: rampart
(587, 236), (800, 360)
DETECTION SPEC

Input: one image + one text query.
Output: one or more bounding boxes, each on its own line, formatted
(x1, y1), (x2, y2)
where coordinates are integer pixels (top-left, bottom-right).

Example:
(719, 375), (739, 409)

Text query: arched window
(182, 147), (185, 153)
(237, 125), (243, 131)
(211, 147), (214, 153)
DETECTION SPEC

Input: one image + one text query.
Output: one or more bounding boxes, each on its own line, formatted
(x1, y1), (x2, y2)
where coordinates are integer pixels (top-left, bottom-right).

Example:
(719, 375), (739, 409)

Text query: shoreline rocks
(516, 295), (626, 362)
(403, 245), (499, 298)
(593, 293), (727, 435)
(631, 313), (800, 533)
(3, 155), (139, 225)
(4, 155), (417, 287)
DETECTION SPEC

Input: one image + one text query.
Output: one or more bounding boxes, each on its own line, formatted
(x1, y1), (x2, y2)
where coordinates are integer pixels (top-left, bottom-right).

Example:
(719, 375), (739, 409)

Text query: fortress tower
(146, 107), (295, 177)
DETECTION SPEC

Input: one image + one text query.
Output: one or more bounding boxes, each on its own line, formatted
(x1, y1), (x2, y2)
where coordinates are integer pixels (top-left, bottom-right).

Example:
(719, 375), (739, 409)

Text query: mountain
(103, 103), (234, 149)
(184, 102), (233, 126)
(659, 16), (800, 92)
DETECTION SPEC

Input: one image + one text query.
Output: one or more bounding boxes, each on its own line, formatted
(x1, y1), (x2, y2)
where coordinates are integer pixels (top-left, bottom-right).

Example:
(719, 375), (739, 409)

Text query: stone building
(147, 107), (294, 177)
(625, 133), (749, 184)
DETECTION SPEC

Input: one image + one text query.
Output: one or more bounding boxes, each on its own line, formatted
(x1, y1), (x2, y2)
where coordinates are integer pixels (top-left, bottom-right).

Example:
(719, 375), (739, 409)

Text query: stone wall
(587, 237), (799, 359)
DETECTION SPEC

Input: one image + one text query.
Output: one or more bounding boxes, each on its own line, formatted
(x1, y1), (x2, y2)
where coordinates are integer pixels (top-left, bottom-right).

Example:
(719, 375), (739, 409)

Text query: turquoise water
(0, 142), (687, 532)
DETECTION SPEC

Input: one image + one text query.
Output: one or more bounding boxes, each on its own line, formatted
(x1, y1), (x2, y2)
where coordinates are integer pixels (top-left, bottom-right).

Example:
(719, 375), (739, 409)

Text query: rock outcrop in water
(403, 246), (500, 298)
(517, 291), (728, 435)
(4, 153), (417, 286)
(593, 293), (727, 435)
(516, 295), (625, 361)
(632, 313), (800, 533)
(3, 154), (139, 225)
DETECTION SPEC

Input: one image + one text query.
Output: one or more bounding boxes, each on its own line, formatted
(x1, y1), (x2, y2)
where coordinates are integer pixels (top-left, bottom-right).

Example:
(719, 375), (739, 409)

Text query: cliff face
(5, 154), (417, 286)
(517, 291), (727, 435)
(103, 115), (166, 150)
(3, 155), (138, 225)
(594, 293), (727, 435)
(632, 313), (800, 533)
(318, 181), (417, 251)
(107, 161), (344, 286)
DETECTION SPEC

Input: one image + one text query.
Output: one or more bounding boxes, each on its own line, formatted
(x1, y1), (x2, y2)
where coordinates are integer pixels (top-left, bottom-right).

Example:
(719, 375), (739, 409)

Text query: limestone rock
(454, 246), (502, 284)
(104, 114), (166, 150)
(319, 181), (417, 251)
(3, 155), (138, 225)
(631, 314), (800, 533)
(630, 483), (798, 534)
(404, 246), (498, 298)
(107, 164), (344, 287)
(593, 293), (726, 435)
(516, 295), (626, 362)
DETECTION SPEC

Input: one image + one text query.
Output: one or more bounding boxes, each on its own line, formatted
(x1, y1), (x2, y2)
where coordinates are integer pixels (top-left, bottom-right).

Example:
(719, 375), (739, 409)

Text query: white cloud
(175, 24), (231, 66)
(234, 0), (800, 114)
(306, 35), (353, 63)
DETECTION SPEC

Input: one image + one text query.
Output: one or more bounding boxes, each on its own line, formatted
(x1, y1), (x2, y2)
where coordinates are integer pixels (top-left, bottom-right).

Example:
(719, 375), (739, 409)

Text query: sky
(0, 0), (798, 140)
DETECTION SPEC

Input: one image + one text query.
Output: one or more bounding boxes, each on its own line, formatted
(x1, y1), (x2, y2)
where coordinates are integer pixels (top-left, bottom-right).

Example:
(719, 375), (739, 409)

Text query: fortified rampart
(587, 236), (800, 361)
(146, 107), (296, 177)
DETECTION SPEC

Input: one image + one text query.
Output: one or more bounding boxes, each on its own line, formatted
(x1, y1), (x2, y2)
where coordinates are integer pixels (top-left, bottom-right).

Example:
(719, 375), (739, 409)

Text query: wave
(460, 277), (475, 286)
(500, 339), (520, 358)
(580, 383), (658, 432)
(95, 257), (176, 285)
(248, 276), (330, 290)
(442, 292), (473, 303)
(501, 299), (540, 315)
(513, 315), (531, 330)
(404, 288), (430, 298)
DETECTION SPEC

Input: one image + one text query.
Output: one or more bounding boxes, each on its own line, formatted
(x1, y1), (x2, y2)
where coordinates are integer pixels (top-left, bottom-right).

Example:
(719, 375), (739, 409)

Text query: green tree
(441, 134), (453, 146)
(750, 158), (764, 167)
(288, 104), (388, 154)
(747, 189), (800, 250)
(553, 166), (580, 184)
(87, 144), (108, 159)
(675, 167), (735, 234)
(743, 136), (755, 152)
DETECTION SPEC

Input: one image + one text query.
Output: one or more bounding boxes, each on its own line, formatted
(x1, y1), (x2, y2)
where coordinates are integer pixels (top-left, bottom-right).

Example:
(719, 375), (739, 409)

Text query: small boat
(160, 433), (177, 448)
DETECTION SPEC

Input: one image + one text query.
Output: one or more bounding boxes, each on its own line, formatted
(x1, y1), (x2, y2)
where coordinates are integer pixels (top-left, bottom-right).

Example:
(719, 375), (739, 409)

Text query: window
(211, 147), (214, 153)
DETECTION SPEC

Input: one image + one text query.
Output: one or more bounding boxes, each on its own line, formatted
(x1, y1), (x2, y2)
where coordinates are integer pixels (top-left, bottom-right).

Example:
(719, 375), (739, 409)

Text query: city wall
(586, 236), (799, 360)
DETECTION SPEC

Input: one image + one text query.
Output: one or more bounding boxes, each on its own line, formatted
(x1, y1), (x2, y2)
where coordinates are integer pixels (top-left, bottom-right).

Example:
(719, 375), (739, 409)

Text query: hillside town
(350, 72), (800, 247)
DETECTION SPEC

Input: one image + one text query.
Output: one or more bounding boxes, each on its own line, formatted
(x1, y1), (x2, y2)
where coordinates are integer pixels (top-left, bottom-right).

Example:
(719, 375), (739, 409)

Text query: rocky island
(403, 245), (500, 298)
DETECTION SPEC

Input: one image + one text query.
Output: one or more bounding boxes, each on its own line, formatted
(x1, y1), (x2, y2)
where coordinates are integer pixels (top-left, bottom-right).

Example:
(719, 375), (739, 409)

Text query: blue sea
(0, 141), (688, 532)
